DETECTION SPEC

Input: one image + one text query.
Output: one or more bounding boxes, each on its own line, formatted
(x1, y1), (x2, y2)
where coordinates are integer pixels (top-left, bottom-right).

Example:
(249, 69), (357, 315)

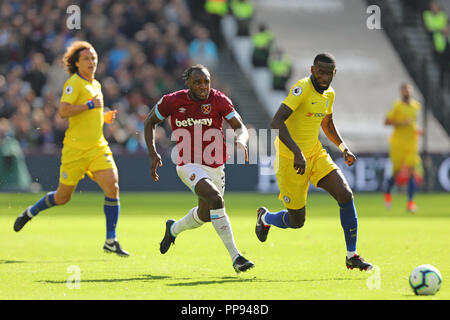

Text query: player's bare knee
(207, 192), (224, 209)
(338, 187), (353, 204)
(111, 182), (120, 197)
(291, 215), (306, 229)
(55, 194), (71, 205)
(104, 182), (119, 198)
(288, 209), (306, 228)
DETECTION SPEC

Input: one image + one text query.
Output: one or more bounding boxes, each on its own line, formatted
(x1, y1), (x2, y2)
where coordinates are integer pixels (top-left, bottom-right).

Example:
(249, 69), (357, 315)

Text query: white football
(409, 264), (442, 295)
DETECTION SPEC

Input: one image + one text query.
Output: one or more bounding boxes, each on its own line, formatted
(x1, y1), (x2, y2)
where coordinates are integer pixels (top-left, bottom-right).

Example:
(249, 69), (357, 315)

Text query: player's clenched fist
(104, 110), (117, 124)
(293, 152), (306, 175)
(344, 149), (356, 166)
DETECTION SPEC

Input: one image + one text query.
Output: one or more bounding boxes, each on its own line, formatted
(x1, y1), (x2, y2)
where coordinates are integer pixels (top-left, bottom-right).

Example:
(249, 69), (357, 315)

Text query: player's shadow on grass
(36, 274), (174, 284)
(0, 259), (110, 265)
(0, 260), (27, 264)
(167, 276), (257, 287)
(168, 276), (366, 287)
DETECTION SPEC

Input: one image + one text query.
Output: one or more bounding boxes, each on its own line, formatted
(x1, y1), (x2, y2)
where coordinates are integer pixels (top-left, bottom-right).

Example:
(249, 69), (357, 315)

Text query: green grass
(0, 191), (448, 300)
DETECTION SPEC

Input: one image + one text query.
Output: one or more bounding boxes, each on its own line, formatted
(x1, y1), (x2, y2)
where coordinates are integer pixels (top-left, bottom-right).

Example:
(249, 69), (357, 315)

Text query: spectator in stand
(251, 24), (275, 68)
(0, 0), (236, 157)
(188, 26), (219, 71)
(203, 0), (228, 46)
(269, 48), (293, 91)
(0, 118), (32, 192)
(24, 52), (48, 97)
(230, 0), (254, 37)
(432, 24), (450, 86)
(107, 35), (130, 74)
(423, 0), (448, 33)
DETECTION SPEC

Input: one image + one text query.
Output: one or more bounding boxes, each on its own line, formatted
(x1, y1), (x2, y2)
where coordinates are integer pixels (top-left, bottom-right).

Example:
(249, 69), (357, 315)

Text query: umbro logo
(179, 107), (187, 113)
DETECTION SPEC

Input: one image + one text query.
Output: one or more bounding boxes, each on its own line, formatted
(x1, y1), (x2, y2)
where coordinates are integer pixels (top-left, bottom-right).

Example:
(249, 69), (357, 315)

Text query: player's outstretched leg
(159, 207), (205, 254)
(255, 207), (271, 242)
(318, 169), (373, 271)
(210, 207), (254, 273)
(195, 178), (254, 273)
(254, 207), (304, 242)
(14, 191), (58, 232)
(160, 219), (176, 254)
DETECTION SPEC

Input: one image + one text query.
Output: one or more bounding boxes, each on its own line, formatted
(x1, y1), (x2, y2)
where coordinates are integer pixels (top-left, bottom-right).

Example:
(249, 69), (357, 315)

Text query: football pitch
(0, 192), (448, 300)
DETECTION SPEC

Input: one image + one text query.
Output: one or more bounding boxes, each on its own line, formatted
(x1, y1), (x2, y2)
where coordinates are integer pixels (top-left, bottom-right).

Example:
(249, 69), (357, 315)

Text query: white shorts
(176, 163), (225, 195)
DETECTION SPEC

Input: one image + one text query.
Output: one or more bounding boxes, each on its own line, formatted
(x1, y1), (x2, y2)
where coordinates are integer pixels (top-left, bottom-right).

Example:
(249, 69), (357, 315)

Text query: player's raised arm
(226, 111), (249, 162)
(321, 113), (355, 166)
(144, 105), (164, 181)
(271, 103), (306, 174)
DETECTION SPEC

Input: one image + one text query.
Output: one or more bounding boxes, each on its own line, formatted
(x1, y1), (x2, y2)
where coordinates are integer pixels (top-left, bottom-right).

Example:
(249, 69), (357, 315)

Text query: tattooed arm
(321, 114), (356, 166)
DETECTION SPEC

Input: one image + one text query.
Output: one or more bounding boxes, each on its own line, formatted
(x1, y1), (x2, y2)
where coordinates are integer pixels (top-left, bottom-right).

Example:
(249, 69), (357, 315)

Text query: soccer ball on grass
(409, 264), (442, 295)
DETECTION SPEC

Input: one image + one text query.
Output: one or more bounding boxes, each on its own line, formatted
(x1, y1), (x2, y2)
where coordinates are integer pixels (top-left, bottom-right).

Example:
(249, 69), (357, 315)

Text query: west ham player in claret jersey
(144, 65), (254, 273)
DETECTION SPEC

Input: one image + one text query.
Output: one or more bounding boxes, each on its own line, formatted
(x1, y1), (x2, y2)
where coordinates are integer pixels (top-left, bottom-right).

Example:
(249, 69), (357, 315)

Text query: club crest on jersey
(201, 104), (211, 114)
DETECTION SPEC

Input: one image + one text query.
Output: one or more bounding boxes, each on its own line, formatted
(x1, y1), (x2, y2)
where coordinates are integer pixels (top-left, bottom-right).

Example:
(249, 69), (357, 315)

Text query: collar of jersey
(309, 76), (329, 95)
(76, 72), (93, 83)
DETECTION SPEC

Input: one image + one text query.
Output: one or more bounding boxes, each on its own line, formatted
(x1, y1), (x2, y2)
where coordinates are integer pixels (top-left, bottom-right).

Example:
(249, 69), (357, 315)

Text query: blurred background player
(144, 64), (254, 273)
(255, 53), (373, 271)
(384, 83), (423, 213)
(13, 41), (129, 257)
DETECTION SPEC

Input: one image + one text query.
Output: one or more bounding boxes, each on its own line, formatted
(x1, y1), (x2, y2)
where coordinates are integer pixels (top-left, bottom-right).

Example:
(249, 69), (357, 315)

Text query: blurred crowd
(0, 0), (234, 156)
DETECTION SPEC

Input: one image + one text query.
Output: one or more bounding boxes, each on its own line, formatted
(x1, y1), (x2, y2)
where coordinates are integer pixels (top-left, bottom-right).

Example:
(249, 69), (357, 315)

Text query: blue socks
(30, 192), (56, 216)
(264, 210), (292, 229)
(28, 192), (120, 241)
(264, 200), (358, 255)
(104, 197), (120, 240)
(339, 199), (358, 252)
(407, 175), (416, 201)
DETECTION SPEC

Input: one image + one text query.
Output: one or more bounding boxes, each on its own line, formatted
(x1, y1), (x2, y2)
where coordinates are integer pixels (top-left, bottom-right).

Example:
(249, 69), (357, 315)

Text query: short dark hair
(181, 64), (210, 82)
(313, 53), (336, 66)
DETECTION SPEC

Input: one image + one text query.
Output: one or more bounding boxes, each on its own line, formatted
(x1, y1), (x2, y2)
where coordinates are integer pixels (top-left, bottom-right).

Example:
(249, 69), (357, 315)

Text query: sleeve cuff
(225, 111), (236, 120)
(155, 105), (165, 120)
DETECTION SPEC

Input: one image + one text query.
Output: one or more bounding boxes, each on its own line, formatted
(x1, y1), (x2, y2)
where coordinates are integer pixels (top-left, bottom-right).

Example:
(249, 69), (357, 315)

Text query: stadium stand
(222, 0), (450, 154)
(376, 0), (450, 138)
(1, 0), (448, 193)
(0, 0), (265, 156)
